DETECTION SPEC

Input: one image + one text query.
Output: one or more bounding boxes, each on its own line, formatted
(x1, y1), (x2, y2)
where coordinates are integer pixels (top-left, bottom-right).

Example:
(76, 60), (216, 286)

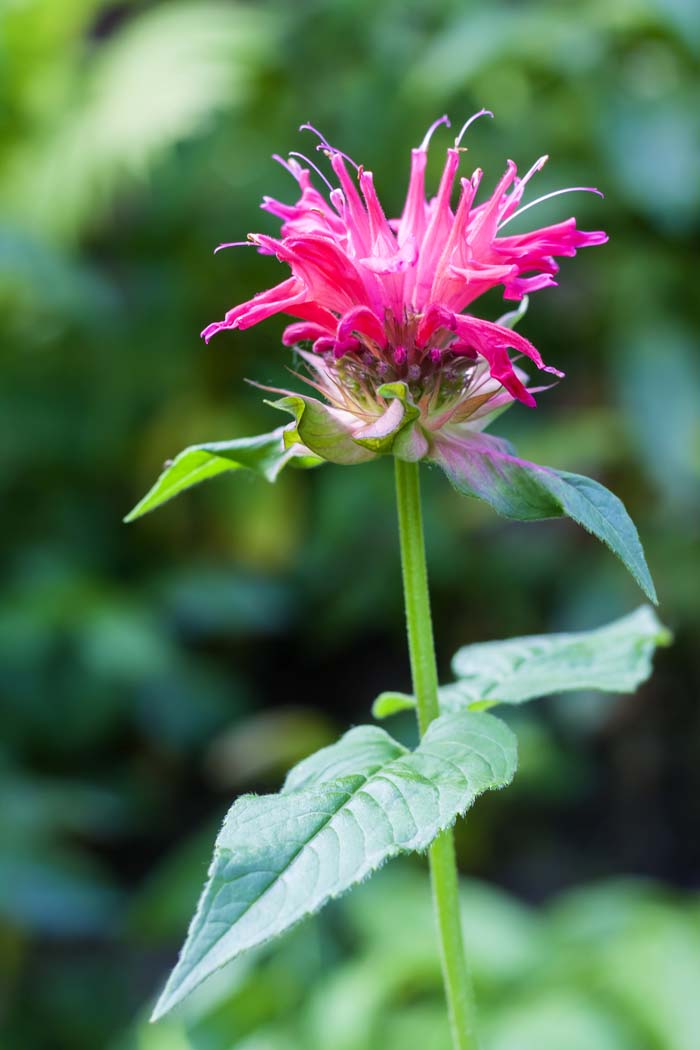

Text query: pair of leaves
(124, 382), (419, 522)
(373, 605), (671, 719)
(151, 710), (517, 1019)
(150, 601), (670, 1019)
(125, 406), (656, 605)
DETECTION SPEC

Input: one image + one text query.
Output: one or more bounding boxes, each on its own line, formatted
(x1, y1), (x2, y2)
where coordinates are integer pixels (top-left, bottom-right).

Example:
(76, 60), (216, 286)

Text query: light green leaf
(151, 711), (517, 1020)
(125, 427), (315, 522)
(372, 606), (670, 718)
(371, 691), (416, 719)
(432, 430), (657, 602)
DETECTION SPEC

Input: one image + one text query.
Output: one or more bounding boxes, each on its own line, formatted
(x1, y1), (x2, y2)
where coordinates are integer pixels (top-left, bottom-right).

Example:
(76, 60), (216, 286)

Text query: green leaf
(373, 606), (670, 718)
(431, 431), (657, 602)
(125, 427), (314, 522)
(151, 711), (517, 1020)
(449, 604), (670, 708)
(371, 691), (416, 719)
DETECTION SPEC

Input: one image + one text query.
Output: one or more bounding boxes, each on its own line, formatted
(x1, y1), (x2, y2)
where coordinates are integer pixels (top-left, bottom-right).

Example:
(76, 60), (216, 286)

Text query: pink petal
(450, 313), (564, 406)
(397, 149), (428, 247)
(201, 277), (307, 343)
(282, 321), (334, 346)
(413, 148), (462, 308)
(336, 305), (387, 348)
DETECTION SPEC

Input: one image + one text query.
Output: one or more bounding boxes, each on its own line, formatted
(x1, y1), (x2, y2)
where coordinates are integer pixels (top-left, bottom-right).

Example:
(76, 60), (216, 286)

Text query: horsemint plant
(127, 115), (670, 1048)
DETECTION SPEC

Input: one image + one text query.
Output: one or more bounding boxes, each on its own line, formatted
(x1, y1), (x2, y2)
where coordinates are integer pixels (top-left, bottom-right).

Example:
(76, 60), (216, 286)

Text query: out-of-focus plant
(127, 117), (670, 1048)
(121, 862), (700, 1050)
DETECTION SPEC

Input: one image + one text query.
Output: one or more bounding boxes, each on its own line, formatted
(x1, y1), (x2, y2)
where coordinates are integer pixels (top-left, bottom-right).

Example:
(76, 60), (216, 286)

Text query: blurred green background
(1, 1), (698, 1047)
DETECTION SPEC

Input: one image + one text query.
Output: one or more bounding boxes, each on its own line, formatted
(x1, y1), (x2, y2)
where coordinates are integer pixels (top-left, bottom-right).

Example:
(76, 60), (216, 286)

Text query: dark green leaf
(432, 431), (657, 602)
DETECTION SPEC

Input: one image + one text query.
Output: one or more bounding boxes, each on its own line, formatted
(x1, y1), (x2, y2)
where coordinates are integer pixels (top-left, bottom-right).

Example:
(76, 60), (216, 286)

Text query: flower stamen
(419, 114), (451, 152)
(499, 186), (604, 229)
(454, 108), (494, 148)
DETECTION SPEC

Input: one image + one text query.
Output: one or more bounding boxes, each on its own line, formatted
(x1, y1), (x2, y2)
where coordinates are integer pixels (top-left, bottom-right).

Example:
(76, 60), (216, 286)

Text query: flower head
(128, 121), (656, 604)
(203, 115), (606, 459)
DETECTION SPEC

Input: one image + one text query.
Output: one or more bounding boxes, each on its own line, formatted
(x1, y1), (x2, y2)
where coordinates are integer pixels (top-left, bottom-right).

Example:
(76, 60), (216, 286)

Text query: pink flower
(129, 123), (656, 603)
(203, 114), (606, 429)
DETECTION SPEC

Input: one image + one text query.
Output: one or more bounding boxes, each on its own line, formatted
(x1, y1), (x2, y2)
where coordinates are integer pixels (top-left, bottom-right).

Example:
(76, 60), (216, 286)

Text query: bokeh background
(1, 1), (699, 1048)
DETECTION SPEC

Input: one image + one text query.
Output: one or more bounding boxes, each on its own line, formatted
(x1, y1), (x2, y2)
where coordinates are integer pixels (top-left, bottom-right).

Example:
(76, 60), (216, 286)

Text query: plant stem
(394, 457), (480, 1050)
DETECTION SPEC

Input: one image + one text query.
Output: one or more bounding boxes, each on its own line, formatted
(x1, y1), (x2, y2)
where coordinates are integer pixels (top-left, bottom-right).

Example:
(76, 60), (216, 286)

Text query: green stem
(394, 457), (480, 1050)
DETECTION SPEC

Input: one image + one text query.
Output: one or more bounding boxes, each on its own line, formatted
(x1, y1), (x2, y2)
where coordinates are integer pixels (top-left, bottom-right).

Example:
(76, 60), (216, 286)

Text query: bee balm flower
(128, 116), (656, 605)
(202, 115), (606, 463)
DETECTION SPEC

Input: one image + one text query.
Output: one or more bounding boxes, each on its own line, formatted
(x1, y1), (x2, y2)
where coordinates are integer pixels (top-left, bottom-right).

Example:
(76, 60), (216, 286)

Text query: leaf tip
(148, 963), (192, 1023)
(640, 573), (659, 607)
(371, 691), (415, 719)
(149, 987), (175, 1024)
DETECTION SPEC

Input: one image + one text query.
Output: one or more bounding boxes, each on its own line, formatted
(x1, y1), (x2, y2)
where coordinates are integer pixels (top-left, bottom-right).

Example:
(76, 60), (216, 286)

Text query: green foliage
(153, 712), (517, 1018)
(124, 428), (319, 522)
(0, 2), (275, 242)
(1, 0), (697, 1047)
(373, 605), (670, 718)
(432, 434), (656, 602)
(126, 863), (700, 1050)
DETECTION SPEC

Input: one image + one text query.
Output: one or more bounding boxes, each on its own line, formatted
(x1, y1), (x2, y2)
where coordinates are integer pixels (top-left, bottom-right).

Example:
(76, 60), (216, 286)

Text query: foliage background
(1, 1), (698, 1047)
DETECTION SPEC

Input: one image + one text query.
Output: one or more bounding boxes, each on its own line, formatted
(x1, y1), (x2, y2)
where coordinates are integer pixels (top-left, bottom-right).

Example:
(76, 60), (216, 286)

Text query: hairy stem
(394, 457), (480, 1050)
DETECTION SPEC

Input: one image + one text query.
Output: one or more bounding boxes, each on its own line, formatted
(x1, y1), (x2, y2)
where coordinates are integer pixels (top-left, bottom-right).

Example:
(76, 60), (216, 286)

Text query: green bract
(151, 710), (517, 1020)
(373, 606), (671, 719)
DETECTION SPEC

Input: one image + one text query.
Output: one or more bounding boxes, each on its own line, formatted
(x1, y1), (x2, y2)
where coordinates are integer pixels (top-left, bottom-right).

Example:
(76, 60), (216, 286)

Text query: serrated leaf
(125, 427), (316, 522)
(432, 430), (657, 602)
(151, 711), (517, 1020)
(372, 606), (670, 718)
